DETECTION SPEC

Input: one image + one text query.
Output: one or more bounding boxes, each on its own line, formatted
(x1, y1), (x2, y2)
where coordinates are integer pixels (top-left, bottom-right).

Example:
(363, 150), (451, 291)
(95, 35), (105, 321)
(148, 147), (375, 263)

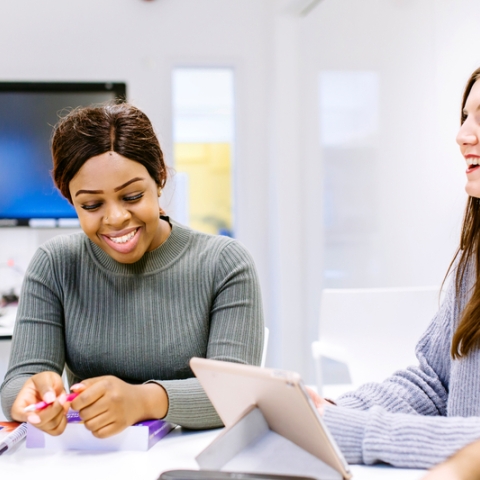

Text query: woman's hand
(422, 439), (480, 480)
(70, 375), (169, 438)
(11, 371), (69, 436)
(305, 386), (333, 415)
(422, 463), (463, 480)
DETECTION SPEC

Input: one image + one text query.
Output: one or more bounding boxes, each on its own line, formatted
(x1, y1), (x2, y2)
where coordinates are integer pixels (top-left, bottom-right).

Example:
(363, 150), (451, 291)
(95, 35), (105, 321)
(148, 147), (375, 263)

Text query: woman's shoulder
(167, 221), (256, 277)
(37, 231), (88, 261)
(174, 221), (251, 260)
(24, 232), (89, 283)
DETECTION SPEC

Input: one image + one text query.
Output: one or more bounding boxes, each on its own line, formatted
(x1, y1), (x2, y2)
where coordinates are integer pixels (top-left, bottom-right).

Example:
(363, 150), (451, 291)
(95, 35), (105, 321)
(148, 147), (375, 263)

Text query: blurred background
(0, 0), (477, 382)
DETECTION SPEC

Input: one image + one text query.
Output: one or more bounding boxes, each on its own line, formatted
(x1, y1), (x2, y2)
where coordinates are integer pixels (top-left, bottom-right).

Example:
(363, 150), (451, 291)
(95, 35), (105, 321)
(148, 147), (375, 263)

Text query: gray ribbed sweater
(323, 271), (480, 468)
(0, 220), (264, 428)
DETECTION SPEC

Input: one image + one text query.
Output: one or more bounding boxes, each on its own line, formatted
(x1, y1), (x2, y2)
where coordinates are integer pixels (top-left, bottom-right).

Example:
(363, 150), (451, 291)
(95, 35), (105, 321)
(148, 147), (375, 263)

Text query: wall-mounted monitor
(0, 82), (127, 227)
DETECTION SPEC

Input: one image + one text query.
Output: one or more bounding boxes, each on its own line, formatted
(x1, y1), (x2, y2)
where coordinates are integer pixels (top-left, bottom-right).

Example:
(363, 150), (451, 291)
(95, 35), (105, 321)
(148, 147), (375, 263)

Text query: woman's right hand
(305, 386), (332, 415)
(11, 371), (69, 436)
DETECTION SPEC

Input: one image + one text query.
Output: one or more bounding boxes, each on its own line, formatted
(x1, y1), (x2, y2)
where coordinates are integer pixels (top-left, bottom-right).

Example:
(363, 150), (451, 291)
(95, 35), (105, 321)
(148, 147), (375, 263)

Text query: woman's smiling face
(457, 79), (480, 198)
(69, 151), (166, 264)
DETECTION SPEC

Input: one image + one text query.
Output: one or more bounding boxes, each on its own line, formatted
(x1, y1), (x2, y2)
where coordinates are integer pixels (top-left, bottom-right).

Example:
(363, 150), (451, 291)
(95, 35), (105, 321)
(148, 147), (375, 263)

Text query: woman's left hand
(70, 375), (168, 438)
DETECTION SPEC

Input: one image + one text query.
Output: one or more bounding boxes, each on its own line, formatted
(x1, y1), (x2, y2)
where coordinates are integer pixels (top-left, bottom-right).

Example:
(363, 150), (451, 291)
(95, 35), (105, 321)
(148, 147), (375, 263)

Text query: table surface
(0, 426), (427, 480)
(0, 305), (427, 479)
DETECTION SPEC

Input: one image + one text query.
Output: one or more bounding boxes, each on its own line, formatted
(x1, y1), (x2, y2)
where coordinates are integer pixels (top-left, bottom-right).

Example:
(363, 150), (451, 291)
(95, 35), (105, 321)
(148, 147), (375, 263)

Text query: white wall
(1, 0), (480, 381)
(0, 0), (282, 366)
(0, 0), (274, 286)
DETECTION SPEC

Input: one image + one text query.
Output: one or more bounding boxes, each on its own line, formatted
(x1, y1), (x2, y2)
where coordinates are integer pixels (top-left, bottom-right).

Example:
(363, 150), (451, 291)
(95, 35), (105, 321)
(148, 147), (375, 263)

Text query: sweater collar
(86, 219), (191, 275)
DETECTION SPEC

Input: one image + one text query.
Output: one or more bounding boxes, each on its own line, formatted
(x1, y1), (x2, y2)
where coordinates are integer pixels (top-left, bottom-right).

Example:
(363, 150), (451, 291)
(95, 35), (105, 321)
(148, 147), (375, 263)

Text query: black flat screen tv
(0, 82), (127, 227)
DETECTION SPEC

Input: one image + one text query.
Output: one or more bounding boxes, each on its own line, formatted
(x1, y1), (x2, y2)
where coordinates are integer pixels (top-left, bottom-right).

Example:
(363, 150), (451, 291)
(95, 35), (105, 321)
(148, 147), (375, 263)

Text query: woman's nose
(457, 121), (478, 146)
(104, 203), (130, 226)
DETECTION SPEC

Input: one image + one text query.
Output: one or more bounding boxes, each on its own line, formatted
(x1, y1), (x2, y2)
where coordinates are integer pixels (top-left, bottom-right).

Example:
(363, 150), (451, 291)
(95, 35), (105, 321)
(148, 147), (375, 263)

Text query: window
(172, 68), (235, 236)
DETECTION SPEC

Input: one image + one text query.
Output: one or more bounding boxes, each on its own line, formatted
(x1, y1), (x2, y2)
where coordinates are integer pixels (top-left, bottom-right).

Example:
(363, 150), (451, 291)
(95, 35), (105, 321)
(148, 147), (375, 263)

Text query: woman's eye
(124, 193), (143, 202)
(81, 203), (101, 211)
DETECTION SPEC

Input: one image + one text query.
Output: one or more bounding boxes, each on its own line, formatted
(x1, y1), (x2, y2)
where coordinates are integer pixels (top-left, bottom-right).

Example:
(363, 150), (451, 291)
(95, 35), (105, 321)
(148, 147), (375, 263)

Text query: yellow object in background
(174, 143), (233, 236)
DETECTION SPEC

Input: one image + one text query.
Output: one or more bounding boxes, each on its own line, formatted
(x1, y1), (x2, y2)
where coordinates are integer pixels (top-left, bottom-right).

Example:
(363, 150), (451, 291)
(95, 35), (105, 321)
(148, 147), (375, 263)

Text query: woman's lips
(467, 164), (480, 174)
(101, 227), (141, 254)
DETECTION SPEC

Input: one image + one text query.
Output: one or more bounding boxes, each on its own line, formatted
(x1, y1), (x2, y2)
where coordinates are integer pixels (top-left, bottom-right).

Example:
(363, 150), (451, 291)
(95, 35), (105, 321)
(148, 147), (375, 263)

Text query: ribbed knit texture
(0, 220), (264, 428)
(323, 271), (480, 468)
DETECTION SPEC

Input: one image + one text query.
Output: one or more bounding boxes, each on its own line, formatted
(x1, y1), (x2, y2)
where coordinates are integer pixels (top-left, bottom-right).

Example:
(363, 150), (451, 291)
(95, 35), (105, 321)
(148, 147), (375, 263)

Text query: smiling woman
(70, 154), (170, 264)
(0, 102), (264, 438)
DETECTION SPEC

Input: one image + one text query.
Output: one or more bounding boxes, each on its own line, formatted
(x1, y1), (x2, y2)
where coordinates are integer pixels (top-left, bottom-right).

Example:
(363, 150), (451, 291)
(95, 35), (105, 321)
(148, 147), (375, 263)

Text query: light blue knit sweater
(323, 271), (480, 468)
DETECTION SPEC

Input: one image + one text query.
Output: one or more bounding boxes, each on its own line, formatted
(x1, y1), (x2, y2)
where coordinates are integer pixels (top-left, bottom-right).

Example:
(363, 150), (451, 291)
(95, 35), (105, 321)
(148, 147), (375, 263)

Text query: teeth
(109, 229), (137, 244)
(474, 159), (479, 165)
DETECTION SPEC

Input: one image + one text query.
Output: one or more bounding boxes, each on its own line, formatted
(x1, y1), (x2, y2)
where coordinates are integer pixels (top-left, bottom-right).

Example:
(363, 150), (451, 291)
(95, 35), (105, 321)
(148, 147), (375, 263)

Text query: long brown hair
(449, 67), (480, 358)
(51, 102), (167, 203)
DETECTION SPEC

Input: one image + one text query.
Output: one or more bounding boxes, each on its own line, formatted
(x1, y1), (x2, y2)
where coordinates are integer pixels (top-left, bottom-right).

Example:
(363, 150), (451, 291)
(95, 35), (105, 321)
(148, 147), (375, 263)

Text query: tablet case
(190, 358), (351, 480)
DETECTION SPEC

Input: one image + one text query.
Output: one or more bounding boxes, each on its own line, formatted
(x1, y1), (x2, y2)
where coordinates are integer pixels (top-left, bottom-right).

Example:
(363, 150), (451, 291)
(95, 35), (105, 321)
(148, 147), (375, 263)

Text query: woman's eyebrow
(75, 188), (103, 197)
(75, 177), (145, 197)
(113, 177), (145, 192)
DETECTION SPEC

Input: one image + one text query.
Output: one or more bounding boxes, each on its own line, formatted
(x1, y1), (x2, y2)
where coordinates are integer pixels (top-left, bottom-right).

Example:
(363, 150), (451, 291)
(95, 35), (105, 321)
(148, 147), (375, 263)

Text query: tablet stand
(196, 406), (343, 480)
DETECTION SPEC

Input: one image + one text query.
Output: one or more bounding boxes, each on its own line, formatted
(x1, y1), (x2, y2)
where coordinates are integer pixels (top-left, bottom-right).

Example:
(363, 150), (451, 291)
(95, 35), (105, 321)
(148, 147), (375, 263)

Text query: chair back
(317, 286), (440, 388)
(261, 327), (270, 367)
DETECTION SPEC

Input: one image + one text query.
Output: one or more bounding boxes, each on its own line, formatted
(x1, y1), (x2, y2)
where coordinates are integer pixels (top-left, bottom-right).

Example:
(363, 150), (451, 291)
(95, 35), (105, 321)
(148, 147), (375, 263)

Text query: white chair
(311, 286), (440, 396)
(261, 327), (269, 368)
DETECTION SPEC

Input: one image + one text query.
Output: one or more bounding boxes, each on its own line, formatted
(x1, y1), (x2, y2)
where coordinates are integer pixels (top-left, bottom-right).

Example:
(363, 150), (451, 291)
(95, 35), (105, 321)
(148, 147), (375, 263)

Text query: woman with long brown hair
(0, 102), (264, 437)
(309, 67), (480, 470)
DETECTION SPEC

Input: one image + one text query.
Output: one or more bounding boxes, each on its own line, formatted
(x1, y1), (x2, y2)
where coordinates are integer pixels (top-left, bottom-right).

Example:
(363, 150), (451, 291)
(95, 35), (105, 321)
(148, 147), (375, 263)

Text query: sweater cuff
(1, 375), (30, 421)
(322, 404), (368, 464)
(145, 378), (223, 429)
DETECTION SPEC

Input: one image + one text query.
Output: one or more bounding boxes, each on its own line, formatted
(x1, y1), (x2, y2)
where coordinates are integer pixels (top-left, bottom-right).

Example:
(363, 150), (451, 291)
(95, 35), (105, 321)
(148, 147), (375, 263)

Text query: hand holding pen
(10, 371), (78, 436)
(23, 392), (79, 412)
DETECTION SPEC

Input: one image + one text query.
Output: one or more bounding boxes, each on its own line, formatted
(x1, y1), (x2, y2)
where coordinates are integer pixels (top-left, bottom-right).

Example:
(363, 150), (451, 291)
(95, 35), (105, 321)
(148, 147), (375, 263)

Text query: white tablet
(190, 358), (351, 480)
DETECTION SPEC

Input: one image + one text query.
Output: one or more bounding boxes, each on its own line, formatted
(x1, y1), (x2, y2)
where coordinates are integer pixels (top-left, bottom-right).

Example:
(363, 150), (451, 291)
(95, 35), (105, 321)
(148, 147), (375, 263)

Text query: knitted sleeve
(322, 280), (480, 467)
(150, 240), (265, 428)
(323, 404), (480, 468)
(0, 247), (65, 418)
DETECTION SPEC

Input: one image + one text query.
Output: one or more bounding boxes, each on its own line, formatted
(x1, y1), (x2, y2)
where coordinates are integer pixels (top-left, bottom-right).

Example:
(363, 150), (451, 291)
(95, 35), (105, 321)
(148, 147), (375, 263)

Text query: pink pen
(23, 392), (79, 412)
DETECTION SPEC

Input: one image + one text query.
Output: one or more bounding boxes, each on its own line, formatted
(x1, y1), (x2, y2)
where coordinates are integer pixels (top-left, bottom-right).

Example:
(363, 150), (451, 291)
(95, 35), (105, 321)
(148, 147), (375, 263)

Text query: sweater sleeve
(323, 404), (480, 468)
(322, 280), (480, 467)
(0, 247), (65, 419)
(152, 240), (265, 429)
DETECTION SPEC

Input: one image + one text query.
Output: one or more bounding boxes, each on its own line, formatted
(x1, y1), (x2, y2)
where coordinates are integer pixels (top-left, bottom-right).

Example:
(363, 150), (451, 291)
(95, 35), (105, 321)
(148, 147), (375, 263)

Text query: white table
(0, 427), (427, 480)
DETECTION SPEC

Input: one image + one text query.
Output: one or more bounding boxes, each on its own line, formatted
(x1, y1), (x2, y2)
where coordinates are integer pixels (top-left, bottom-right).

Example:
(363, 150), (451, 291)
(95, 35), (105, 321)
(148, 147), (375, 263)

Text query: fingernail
(70, 383), (85, 391)
(43, 391), (56, 404)
(58, 393), (67, 406)
(27, 414), (41, 424)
